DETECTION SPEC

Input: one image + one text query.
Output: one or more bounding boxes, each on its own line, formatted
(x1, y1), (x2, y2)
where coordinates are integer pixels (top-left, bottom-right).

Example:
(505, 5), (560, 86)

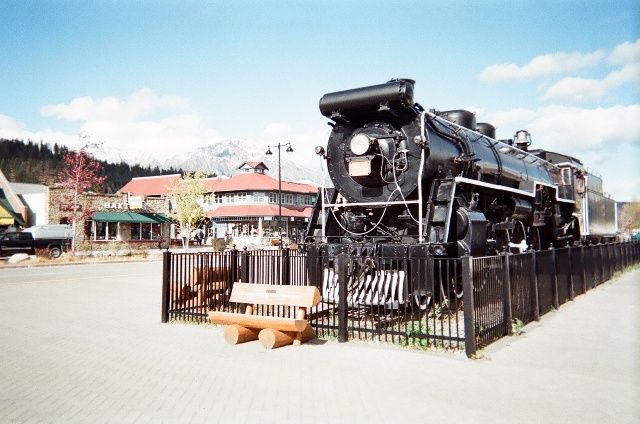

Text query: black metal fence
(463, 241), (640, 356)
(161, 240), (639, 356)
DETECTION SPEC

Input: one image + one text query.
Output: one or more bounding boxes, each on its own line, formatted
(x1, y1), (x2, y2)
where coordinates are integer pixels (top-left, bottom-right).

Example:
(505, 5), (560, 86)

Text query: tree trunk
(71, 190), (78, 254)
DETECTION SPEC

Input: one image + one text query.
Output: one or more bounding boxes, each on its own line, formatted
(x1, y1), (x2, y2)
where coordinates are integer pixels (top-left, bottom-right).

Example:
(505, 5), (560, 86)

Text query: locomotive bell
(514, 130), (532, 150)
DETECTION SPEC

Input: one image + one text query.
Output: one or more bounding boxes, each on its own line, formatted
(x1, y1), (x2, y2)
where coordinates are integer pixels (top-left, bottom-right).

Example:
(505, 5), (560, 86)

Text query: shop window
(108, 222), (117, 240)
(131, 223), (141, 240)
(95, 222), (106, 240)
(130, 223), (162, 240)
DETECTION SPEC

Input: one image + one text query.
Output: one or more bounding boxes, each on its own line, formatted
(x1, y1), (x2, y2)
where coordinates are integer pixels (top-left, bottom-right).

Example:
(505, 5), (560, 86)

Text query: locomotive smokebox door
(347, 156), (372, 177)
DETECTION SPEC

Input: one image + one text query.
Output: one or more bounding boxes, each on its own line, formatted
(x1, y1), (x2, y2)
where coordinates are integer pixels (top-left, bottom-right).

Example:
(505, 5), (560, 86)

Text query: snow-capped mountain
(165, 139), (321, 184)
(94, 138), (323, 184)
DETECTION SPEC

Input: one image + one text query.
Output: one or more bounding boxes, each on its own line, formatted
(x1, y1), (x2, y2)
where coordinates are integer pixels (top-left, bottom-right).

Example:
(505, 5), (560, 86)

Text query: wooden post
(161, 251), (171, 323)
(502, 253), (513, 336)
(337, 253), (348, 343)
(294, 308), (306, 345)
(461, 255), (476, 358)
(531, 251), (540, 321)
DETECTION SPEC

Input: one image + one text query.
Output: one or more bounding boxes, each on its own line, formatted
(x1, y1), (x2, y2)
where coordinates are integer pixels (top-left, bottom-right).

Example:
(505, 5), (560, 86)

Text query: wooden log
(293, 322), (315, 346)
(258, 328), (295, 349)
(258, 323), (316, 349)
(208, 311), (307, 332)
(223, 325), (259, 345)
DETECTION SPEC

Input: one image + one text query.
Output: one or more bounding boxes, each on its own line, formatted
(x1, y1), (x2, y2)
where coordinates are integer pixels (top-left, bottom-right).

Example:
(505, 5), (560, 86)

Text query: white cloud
(0, 89), (221, 161)
(263, 122), (291, 138)
(606, 176), (640, 202)
(483, 104), (640, 200)
(482, 108), (537, 129)
(541, 63), (640, 102)
(0, 113), (76, 146)
(485, 104), (640, 152)
(608, 38), (640, 65)
(1, 90), (323, 169)
(40, 88), (189, 122)
(479, 50), (604, 82)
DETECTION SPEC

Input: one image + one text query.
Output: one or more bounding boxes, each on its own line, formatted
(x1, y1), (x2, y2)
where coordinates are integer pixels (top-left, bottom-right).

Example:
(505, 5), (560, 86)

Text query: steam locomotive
(306, 79), (617, 259)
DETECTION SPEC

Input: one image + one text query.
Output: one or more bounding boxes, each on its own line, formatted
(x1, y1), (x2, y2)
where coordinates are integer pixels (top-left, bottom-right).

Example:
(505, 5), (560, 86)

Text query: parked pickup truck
(0, 225), (72, 258)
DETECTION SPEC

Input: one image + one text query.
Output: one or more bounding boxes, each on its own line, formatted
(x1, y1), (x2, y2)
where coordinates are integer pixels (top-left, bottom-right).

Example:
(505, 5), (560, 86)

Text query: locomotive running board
(454, 176), (575, 204)
(321, 268), (407, 308)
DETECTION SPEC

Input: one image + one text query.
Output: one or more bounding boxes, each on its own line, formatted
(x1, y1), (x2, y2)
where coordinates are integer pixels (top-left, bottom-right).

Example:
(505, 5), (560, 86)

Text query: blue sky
(0, 1), (638, 199)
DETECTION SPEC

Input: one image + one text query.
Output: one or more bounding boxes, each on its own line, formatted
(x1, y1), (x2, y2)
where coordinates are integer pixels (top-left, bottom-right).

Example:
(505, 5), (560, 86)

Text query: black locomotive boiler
(304, 79), (616, 309)
(306, 78), (616, 257)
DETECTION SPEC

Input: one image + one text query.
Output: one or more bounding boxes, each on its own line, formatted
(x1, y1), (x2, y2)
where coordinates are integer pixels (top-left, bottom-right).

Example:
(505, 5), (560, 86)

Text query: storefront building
(0, 168), (28, 232)
(118, 163), (319, 246)
(48, 187), (172, 251)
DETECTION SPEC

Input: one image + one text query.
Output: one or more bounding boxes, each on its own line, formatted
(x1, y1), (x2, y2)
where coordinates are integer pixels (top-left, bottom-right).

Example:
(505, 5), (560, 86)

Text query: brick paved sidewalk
(0, 262), (638, 423)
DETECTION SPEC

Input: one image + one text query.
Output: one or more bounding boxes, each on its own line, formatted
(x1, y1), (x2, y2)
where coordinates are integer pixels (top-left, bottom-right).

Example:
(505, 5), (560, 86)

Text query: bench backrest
(230, 283), (320, 308)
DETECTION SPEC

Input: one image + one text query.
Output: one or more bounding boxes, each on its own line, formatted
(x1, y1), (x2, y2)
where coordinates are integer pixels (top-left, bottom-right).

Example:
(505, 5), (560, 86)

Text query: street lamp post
(265, 142), (293, 244)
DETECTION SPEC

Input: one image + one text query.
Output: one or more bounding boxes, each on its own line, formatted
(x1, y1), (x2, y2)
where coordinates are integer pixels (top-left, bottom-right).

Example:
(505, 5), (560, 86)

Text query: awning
(93, 211), (161, 224)
(0, 198), (25, 226)
(139, 212), (173, 223)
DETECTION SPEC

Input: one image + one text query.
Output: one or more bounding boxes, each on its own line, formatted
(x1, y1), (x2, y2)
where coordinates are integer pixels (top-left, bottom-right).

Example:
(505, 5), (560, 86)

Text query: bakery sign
(104, 197), (145, 210)
(104, 202), (131, 210)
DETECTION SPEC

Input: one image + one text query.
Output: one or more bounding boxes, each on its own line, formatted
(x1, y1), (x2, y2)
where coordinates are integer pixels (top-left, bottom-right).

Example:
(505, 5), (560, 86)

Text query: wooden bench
(208, 283), (321, 349)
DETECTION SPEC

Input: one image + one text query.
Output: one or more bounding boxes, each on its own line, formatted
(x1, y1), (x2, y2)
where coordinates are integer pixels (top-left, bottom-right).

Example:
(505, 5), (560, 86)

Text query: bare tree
(56, 135), (107, 254)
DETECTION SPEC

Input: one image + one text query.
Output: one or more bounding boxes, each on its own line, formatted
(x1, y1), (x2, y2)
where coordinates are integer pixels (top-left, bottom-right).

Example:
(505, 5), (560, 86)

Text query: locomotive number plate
(348, 158), (371, 177)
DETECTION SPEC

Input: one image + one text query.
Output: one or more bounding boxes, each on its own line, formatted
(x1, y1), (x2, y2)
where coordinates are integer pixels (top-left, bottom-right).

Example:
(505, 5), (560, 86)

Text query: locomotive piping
(418, 111), (427, 242)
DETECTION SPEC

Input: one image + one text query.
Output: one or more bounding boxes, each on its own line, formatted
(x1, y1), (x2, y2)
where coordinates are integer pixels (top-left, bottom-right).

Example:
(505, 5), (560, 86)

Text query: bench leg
(293, 323), (315, 346)
(259, 328), (294, 349)
(259, 324), (316, 349)
(223, 324), (259, 345)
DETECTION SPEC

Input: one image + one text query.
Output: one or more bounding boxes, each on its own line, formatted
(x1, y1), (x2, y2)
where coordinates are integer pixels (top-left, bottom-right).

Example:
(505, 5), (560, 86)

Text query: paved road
(0, 262), (638, 423)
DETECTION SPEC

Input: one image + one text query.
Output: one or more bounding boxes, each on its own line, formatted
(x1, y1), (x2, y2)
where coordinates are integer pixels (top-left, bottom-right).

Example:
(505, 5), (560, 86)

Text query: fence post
(230, 248), (239, 283)
(550, 246), (559, 309)
(502, 253), (513, 335)
(581, 245), (587, 293)
(337, 253), (348, 343)
(161, 250), (172, 323)
(531, 250), (540, 321)
(241, 250), (250, 284)
(461, 255), (476, 358)
(567, 245), (574, 300)
(281, 247), (291, 285)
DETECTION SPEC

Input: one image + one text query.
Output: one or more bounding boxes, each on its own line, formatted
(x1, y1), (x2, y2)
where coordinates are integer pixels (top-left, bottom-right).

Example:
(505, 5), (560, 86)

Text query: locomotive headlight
(350, 133), (371, 156)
